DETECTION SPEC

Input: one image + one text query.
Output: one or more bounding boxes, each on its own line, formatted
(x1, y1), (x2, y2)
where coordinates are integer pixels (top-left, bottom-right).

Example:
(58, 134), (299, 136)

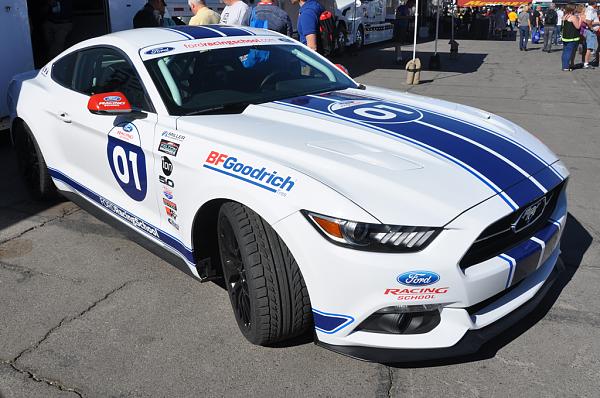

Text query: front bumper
(273, 167), (568, 358)
(316, 254), (564, 363)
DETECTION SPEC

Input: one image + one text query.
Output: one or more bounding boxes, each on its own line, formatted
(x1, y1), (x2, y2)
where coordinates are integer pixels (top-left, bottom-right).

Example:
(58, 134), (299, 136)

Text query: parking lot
(1, 39), (599, 397)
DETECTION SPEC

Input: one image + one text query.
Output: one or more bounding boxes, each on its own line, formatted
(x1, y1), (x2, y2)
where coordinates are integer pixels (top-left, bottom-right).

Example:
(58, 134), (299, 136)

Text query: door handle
(57, 112), (71, 123)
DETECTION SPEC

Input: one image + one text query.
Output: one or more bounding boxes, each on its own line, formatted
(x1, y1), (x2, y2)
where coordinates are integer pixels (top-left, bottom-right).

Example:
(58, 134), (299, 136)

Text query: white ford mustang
(8, 25), (568, 362)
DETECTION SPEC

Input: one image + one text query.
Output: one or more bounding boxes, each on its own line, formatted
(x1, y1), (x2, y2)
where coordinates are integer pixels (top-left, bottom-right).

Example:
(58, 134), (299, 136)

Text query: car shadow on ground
(332, 43), (488, 78)
(0, 134), (63, 241)
(386, 213), (592, 368)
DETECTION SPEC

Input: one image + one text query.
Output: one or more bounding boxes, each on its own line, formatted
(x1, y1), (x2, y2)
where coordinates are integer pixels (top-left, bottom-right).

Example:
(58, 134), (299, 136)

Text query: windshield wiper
(184, 101), (252, 116)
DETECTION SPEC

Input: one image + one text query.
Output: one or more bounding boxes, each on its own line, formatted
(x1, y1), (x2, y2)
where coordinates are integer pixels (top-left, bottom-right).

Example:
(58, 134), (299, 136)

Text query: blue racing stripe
(48, 168), (196, 264)
(532, 165), (563, 192)
(498, 254), (515, 288)
(204, 25), (254, 36)
(166, 25), (225, 39)
(276, 99), (517, 210)
(318, 91), (564, 190)
(278, 96), (547, 208)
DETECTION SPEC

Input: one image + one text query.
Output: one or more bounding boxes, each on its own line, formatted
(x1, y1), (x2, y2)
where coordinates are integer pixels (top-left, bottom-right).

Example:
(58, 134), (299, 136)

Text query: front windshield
(144, 44), (356, 116)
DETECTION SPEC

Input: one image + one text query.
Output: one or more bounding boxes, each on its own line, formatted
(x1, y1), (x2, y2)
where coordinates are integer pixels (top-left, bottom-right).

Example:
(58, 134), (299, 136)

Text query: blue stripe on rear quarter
(166, 25), (225, 39)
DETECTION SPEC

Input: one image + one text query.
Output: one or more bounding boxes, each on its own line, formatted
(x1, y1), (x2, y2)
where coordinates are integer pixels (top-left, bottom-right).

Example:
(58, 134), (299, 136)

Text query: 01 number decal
(107, 123), (147, 201)
(328, 100), (422, 124)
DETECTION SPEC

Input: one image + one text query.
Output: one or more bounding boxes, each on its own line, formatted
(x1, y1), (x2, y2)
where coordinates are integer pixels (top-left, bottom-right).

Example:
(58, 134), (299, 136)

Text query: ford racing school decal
(107, 123), (147, 201)
(203, 151), (295, 195)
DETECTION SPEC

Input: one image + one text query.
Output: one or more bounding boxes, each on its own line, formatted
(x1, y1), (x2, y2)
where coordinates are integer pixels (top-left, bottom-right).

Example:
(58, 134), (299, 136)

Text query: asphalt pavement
(1, 39), (599, 397)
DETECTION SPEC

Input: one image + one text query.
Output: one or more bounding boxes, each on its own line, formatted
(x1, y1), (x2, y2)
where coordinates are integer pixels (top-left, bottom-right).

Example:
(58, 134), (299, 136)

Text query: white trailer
(335, 0), (394, 49)
(1, 0), (194, 130)
(0, 0), (34, 130)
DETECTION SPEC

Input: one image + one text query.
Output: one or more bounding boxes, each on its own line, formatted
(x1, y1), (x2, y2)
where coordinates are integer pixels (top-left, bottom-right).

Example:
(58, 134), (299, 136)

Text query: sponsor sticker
(168, 217), (180, 230)
(99, 196), (158, 238)
(161, 131), (186, 142)
(163, 187), (174, 200)
(145, 46), (175, 55)
(384, 287), (449, 301)
(203, 150), (295, 195)
(396, 271), (440, 286)
(158, 140), (180, 156)
(165, 207), (177, 219)
(162, 156), (173, 176)
(163, 198), (177, 211)
(159, 175), (174, 187)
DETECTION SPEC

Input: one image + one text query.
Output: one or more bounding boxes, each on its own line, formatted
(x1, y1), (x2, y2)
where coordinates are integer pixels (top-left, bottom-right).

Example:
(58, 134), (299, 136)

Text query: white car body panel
(8, 26), (568, 358)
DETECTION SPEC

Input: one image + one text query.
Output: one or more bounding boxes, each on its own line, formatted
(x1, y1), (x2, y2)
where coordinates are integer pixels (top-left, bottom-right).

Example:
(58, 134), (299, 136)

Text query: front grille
(459, 180), (566, 269)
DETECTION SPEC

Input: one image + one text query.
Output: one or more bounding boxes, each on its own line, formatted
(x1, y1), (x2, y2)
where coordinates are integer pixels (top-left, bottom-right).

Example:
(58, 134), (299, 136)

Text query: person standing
(42, 0), (74, 59)
(543, 3), (558, 52)
(530, 5), (541, 43)
(291, 0), (324, 51)
(583, 1), (598, 68)
(518, 5), (531, 51)
(249, 0), (293, 36)
(133, 0), (166, 28)
(188, 0), (220, 25)
(219, 0), (250, 25)
(508, 8), (517, 31)
(561, 4), (581, 71)
(553, 6), (564, 45)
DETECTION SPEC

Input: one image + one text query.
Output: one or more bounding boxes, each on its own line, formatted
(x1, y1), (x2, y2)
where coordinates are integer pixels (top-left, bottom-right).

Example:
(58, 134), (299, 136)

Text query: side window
(71, 47), (152, 112)
(51, 52), (78, 89)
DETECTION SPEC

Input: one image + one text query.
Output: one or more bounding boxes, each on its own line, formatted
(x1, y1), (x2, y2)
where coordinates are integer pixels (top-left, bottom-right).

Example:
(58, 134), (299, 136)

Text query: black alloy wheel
(216, 202), (313, 346)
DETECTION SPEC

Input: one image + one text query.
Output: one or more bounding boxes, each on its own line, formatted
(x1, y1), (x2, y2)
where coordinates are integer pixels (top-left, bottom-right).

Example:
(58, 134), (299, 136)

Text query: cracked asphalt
(1, 39), (599, 397)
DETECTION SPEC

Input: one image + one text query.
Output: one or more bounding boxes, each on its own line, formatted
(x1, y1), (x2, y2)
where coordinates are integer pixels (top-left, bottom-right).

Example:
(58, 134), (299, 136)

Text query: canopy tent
(457, 0), (529, 6)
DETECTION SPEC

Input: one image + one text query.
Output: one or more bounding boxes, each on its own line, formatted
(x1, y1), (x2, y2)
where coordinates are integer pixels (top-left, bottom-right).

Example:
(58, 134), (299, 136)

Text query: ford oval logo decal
(397, 271), (440, 286)
(145, 47), (175, 55)
(103, 95), (121, 102)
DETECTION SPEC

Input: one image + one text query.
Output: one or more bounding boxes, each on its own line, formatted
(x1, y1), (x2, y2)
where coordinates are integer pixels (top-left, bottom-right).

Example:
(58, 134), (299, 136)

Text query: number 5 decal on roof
(107, 123), (148, 201)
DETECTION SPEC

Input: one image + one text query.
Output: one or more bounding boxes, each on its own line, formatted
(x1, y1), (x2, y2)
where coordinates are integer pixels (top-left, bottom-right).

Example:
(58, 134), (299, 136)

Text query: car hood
(178, 87), (561, 226)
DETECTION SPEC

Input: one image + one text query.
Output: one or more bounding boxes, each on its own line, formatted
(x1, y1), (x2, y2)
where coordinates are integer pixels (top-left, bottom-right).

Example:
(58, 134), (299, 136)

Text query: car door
(47, 46), (162, 234)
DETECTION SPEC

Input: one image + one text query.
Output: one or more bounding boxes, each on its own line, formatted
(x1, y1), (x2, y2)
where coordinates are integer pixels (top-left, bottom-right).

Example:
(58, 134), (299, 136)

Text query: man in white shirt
(553, 6), (564, 45)
(219, 0), (250, 25)
(583, 2), (598, 68)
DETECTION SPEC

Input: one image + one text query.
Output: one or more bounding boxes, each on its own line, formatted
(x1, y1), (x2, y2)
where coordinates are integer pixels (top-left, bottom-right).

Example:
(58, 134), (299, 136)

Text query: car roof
(106, 25), (281, 50)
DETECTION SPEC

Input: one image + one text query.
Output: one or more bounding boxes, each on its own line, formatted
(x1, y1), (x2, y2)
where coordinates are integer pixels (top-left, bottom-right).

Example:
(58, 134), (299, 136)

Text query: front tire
(217, 202), (312, 345)
(12, 122), (57, 200)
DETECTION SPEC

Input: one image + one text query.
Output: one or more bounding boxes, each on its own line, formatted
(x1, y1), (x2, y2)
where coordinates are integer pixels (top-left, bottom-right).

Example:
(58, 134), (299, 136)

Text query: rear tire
(217, 202), (312, 345)
(354, 25), (365, 51)
(12, 122), (57, 200)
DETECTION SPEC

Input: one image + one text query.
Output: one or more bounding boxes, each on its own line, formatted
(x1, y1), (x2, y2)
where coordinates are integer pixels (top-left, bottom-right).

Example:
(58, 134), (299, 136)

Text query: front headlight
(302, 211), (442, 252)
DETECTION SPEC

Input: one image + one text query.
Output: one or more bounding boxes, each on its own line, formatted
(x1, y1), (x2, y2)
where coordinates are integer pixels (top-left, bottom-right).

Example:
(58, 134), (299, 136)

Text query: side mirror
(335, 64), (349, 75)
(88, 92), (132, 115)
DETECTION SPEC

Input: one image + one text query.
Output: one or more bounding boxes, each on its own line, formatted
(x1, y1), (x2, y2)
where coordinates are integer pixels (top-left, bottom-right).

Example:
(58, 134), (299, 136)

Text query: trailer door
(0, 0), (34, 119)
(106, 0), (146, 32)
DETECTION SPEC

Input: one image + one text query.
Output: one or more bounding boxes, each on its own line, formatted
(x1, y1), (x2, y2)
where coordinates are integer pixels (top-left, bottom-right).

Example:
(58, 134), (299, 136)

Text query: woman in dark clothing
(562, 4), (581, 70)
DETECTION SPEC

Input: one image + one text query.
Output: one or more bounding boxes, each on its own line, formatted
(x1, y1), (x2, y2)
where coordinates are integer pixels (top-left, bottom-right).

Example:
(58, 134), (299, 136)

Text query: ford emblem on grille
(511, 197), (547, 233)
